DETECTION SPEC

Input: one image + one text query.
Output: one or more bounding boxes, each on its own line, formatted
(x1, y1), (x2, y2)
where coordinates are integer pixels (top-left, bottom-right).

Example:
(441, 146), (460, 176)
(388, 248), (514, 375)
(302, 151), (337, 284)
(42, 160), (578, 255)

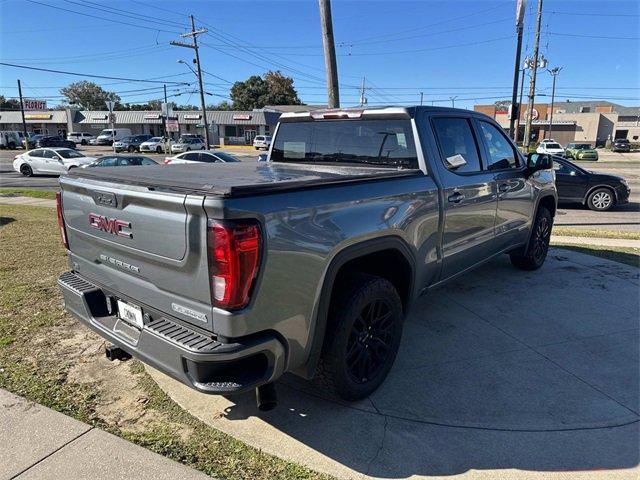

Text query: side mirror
(526, 152), (552, 172)
(257, 153), (268, 162)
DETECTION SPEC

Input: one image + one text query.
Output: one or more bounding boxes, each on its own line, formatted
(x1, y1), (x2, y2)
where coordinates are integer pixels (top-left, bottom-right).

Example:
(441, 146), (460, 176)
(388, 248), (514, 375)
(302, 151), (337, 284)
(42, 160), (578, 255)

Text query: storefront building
(474, 101), (640, 147)
(0, 108), (281, 145)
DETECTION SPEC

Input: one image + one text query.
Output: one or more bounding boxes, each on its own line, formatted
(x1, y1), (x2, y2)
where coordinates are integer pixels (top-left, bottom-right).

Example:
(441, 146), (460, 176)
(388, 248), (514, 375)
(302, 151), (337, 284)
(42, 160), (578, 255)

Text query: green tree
(0, 95), (21, 110)
(60, 81), (120, 110)
(208, 100), (233, 111)
(230, 71), (301, 110)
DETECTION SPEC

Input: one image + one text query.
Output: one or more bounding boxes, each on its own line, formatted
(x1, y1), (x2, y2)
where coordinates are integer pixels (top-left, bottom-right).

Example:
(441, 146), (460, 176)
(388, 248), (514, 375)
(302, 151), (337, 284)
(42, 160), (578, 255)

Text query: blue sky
(1, 0), (638, 110)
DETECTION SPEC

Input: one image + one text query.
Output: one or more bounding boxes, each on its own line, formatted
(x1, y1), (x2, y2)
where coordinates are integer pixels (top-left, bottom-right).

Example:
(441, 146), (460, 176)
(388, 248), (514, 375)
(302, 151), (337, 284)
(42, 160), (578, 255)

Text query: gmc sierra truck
(57, 106), (556, 410)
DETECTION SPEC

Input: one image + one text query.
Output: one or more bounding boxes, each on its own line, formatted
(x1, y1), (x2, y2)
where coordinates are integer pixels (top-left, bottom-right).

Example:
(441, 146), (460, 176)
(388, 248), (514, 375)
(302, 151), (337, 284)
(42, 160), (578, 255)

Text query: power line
(25, 0), (183, 34)
(341, 35), (515, 56)
(0, 62), (190, 85)
(64, 0), (187, 30)
(548, 11), (640, 17)
(548, 32), (639, 40)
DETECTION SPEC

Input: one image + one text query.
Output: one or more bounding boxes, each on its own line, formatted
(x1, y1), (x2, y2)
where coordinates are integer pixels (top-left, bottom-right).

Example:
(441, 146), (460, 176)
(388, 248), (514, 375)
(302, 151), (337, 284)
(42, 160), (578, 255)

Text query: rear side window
(431, 117), (481, 173)
(271, 119), (419, 169)
(29, 149), (44, 157)
(198, 153), (216, 162)
(478, 121), (519, 170)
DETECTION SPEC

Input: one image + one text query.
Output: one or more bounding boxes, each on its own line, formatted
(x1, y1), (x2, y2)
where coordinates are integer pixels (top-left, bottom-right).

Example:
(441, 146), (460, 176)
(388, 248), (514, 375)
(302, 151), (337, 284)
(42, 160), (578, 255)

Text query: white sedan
(163, 150), (240, 164)
(139, 137), (173, 153)
(13, 148), (97, 176)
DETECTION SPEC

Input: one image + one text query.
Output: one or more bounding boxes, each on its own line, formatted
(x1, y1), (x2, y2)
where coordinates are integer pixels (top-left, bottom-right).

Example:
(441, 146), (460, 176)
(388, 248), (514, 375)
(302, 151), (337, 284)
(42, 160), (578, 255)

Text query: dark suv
(612, 138), (631, 152)
(35, 136), (76, 149)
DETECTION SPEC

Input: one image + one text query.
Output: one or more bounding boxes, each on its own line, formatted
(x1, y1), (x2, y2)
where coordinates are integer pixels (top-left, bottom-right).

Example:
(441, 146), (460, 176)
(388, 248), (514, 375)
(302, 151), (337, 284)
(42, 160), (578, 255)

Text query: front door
(553, 159), (588, 202)
(476, 119), (534, 250)
(244, 129), (256, 145)
(40, 149), (61, 173)
(429, 115), (498, 279)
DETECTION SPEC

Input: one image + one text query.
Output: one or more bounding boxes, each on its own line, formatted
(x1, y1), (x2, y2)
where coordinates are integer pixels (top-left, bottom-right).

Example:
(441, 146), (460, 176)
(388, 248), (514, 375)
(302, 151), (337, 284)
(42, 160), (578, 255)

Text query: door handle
(498, 183), (510, 193)
(448, 192), (465, 203)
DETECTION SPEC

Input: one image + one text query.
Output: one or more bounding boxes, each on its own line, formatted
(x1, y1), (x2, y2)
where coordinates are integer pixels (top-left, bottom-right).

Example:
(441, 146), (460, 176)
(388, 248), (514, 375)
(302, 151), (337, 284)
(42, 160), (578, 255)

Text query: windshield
(271, 119), (419, 168)
(616, 139), (629, 143)
(148, 137), (162, 142)
(121, 136), (134, 142)
(545, 143), (562, 149)
(57, 149), (85, 159)
(574, 144), (590, 150)
(99, 129), (113, 136)
(213, 152), (239, 162)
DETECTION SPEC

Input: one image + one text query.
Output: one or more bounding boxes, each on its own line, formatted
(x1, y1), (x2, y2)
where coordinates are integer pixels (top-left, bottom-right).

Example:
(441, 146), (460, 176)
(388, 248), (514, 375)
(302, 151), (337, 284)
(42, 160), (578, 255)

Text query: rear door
(429, 115), (498, 279)
(475, 119), (533, 250)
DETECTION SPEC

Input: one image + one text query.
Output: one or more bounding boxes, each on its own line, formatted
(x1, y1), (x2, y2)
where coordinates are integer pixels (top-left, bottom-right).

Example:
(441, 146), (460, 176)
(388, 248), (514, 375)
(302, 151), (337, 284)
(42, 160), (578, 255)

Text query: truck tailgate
(60, 175), (213, 329)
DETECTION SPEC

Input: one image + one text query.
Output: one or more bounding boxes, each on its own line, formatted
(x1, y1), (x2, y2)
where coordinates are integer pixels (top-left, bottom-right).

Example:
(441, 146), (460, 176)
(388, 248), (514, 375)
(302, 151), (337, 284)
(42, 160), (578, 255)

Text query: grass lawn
(0, 205), (330, 480)
(553, 244), (640, 268)
(552, 227), (640, 241)
(0, 188), (57, 200)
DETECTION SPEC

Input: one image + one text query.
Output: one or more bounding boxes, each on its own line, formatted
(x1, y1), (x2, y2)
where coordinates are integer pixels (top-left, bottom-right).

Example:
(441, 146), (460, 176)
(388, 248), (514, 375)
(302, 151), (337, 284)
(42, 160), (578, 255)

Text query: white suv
(536, 139), (565, 157)
(67, 132), (95, 145)
(253, 135), (272, 150)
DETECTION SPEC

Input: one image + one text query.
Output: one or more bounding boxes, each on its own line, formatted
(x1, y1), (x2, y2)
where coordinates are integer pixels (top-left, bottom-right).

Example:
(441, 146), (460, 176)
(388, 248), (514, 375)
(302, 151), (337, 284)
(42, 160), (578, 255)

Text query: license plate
(117, 300), (143, 329)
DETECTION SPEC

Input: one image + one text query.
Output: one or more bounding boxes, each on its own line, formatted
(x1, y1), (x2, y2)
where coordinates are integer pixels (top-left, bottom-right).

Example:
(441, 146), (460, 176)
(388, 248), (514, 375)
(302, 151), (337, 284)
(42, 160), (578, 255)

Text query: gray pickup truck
(57, 106), (556, 410)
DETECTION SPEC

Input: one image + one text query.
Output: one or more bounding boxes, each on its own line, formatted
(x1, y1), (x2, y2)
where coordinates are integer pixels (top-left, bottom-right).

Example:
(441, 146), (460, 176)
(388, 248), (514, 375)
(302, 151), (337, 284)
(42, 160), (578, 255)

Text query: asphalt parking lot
(150, 249), (639, 479)
(1, 147), (638, 232)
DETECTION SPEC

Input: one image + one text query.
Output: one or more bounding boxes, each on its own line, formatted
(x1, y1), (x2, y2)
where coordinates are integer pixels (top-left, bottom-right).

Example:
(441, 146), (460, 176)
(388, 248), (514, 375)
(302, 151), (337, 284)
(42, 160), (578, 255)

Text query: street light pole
(547, 66), (562, 139)
(171, 16), (210, 147)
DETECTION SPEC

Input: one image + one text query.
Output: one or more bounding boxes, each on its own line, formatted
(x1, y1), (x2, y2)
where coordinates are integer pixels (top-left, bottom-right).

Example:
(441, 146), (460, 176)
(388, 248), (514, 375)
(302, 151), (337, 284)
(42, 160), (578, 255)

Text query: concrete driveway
(140, 249), (639, 478)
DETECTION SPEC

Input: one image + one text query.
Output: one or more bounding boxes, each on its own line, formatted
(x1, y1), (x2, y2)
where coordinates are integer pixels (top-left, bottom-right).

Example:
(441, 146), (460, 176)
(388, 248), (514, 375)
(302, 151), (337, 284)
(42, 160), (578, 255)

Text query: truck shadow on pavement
(159, 251), (640, 478)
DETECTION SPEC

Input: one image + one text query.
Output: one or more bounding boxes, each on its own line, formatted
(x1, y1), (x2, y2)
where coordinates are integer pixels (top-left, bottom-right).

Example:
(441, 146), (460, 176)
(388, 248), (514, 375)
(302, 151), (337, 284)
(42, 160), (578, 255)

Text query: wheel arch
(296, 236), (416, 379)
(583, 184), (617, 204)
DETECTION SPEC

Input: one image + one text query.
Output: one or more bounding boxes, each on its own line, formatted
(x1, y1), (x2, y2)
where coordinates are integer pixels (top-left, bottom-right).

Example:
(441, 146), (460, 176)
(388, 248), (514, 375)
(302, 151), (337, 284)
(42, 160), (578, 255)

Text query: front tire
(316, 273), (404, 401)
(587, 188), (615, 211)
(20, 164), (33, 177)
(156, 146), (162, 153)
(510, 206), (553, 270)
(128, 145), (136, 153)
(81, 140), (87, 145)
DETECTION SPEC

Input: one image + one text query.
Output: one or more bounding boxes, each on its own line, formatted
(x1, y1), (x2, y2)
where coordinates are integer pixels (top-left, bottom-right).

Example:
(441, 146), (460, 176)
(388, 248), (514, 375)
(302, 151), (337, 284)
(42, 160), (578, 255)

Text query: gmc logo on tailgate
(89, 213), (132, 238)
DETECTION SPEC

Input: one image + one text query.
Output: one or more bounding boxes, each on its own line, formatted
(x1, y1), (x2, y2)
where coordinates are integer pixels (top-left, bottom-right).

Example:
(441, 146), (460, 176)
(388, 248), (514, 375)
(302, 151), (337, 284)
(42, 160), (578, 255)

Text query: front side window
(57, 149), (84, 159)
(271, 119), (419, 168)
(431, 117), (481, 173)
(553, 160), (580, 176)
(478, 121), (518, 170)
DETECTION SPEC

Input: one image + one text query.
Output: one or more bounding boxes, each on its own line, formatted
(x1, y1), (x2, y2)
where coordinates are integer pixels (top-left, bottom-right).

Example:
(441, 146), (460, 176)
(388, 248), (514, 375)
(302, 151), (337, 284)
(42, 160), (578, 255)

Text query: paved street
(150, 249), (639, 479)
(2, 148), (638, 232)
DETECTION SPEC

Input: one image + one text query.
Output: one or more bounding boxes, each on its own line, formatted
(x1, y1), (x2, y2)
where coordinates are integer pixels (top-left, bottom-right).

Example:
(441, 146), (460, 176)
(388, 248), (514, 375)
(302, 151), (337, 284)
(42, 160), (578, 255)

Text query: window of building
(431, 117), (482, 173)
(224, 125), (237, 137)
(580, 107), (590, 113)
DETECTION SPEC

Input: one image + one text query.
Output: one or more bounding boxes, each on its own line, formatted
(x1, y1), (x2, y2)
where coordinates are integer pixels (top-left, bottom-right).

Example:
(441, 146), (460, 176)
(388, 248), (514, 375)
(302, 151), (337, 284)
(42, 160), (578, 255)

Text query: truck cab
(57, 106), (556, 408)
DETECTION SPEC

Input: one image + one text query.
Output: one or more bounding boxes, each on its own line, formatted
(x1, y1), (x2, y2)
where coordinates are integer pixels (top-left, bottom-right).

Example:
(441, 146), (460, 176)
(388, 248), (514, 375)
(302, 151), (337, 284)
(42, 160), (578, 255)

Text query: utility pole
(523, 0), (543, 150)
(162, 84), (169, 153)
(514, 67), (526, 142)
(359, 76), (367, 106)
(509, 0), (526, 139)
(450, 96), (458, 108)
(171, 16), (210, 147)
(420, 92), (424, 106)
(547, 66), (562, 139)
(17, 79), (29, 150)
(318, 0), (340, 108)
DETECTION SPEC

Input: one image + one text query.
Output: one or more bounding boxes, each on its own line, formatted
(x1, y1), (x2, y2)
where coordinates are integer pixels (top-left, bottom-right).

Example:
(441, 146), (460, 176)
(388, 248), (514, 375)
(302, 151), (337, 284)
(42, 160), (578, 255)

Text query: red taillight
(55, 191), (69, 249)
(164, 158), (172, 164)
(207, 221), (261, 310)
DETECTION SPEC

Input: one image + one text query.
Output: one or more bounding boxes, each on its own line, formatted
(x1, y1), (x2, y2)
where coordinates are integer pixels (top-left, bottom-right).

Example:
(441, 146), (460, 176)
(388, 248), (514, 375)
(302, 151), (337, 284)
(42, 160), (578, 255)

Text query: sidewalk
(551, 235), (640, 249)
(0, 196), (55, 208)
(0, 389), (210, 480)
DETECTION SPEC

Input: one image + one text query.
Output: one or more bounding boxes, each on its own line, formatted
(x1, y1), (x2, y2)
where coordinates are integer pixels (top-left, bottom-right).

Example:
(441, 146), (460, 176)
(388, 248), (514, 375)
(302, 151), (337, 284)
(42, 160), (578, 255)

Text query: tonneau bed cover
(65, 161), (421, 197)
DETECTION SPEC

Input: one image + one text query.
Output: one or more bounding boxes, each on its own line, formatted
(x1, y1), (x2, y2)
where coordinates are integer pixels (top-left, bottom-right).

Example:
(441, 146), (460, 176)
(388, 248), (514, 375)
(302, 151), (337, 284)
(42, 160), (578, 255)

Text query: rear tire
(587, 188), (615, 211)
(81, 140), (87, 145)
(20, 164), (33, 177)
(316, 273), (404, 401)
(510, 206), (553, 270)
(128, 145), (136, 153)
